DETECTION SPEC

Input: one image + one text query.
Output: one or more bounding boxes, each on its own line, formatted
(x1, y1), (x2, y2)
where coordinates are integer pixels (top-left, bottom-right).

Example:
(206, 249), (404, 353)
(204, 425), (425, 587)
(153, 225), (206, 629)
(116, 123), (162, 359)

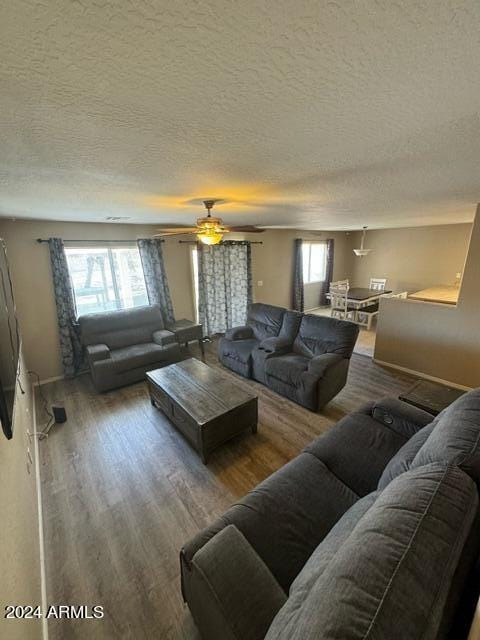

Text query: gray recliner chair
(264, 314), (359, 411)
(218, 303), (302, 379)
(219, 305), (359, 411)
(79, 304), (184, 392)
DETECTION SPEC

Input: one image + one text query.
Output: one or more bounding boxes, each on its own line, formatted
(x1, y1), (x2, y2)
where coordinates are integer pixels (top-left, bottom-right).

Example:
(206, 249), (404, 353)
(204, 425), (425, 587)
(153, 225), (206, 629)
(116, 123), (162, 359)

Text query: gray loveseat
(79, 304), (184, 392)
(181, 389), (480, 640)
(218, 303), (359, 410)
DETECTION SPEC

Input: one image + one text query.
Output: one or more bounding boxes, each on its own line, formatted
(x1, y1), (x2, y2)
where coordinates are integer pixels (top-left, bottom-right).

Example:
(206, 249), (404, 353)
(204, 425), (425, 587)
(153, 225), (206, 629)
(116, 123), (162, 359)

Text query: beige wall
(3, 216), (471, 385)
(0, 220), (353, 380)
(0, 354), (43, 640)
(246, 229), (352, 310)
(348, 223), (472, 293)
(375, 207), (480, 388)
(0, 220), (196, 380)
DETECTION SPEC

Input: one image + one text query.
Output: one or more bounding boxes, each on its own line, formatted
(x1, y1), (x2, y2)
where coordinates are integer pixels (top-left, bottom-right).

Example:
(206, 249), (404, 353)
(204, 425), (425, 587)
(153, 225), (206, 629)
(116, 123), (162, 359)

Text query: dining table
(327, 287), (393, 328)
(344, 287), (393, 308)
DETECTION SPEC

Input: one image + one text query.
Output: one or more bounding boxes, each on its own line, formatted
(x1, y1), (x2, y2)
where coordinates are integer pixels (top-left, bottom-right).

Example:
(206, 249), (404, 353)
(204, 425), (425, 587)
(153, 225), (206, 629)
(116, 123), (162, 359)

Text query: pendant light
(353, 226), (372, 257)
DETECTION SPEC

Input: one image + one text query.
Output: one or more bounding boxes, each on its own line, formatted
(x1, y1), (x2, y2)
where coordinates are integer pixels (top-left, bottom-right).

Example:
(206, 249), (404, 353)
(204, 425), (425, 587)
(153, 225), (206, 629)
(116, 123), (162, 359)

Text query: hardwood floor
(38, 342), (415, 639)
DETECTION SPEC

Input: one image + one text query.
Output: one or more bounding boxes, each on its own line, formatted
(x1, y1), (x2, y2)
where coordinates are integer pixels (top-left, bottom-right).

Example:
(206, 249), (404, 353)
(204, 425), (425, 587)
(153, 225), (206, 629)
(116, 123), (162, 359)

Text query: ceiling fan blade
(225, 225), (266, 233)
(153, 229), (198, 237)
(155, 224), (198, 231)
(154, 226), (198, 233)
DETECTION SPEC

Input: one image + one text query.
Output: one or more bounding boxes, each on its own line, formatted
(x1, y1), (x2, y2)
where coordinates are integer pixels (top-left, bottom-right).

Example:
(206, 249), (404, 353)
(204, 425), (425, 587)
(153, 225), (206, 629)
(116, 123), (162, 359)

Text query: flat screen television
(0, 239), (20, 439)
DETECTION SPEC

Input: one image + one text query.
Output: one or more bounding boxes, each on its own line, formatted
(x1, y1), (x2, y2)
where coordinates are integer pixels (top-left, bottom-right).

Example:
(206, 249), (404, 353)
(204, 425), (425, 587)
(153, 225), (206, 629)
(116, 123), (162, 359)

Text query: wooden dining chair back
(369, 277), (387, 291)
(329, 280), (353, 321)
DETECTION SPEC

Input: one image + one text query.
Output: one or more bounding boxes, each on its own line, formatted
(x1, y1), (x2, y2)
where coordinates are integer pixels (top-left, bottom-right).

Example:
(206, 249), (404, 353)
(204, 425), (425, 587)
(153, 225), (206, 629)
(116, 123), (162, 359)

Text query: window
(302, 242), (327, 284)
(65, 245), (149, 317)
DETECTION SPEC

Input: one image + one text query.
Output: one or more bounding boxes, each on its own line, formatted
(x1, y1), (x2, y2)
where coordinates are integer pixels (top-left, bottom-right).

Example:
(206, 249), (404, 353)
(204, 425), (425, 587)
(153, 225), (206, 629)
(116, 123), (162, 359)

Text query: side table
(166, 318), (205, 358)
(399, 379), (465, 416)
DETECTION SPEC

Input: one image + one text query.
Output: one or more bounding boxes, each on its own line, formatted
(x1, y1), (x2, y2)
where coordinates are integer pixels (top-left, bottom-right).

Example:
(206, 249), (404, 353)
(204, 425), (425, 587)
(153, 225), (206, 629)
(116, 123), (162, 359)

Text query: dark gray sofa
(181, 389), (480, 640)
(79, 304), (184, 392)
(218, 303), (359, 410)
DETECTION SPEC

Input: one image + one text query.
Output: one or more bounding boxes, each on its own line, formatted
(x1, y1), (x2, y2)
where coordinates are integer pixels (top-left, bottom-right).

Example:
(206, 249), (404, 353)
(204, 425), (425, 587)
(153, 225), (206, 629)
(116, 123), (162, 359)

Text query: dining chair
(369, 277), (387, 291)
(329, 280), (355, 321)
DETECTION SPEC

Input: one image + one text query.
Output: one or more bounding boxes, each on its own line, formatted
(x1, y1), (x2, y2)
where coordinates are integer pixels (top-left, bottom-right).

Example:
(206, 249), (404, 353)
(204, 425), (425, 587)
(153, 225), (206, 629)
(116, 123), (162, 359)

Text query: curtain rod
(177, 240), (263, 245)
(36, 238), (164, 244)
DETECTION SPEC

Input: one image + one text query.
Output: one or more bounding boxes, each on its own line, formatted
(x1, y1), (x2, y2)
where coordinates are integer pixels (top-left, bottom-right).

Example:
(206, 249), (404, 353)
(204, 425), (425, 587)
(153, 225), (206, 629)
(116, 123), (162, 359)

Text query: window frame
(64, 242), (149, 318)
(302, 241), (328, 284)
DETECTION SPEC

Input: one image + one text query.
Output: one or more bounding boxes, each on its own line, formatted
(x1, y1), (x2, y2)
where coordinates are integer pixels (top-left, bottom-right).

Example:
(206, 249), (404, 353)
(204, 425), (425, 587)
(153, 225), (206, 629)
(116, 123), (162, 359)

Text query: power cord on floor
(28, 370), (55, 440)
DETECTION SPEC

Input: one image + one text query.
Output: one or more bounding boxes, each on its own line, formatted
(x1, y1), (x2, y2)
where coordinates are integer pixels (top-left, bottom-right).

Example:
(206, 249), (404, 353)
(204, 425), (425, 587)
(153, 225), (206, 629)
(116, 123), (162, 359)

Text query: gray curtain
(48, 238), (85, 378)
(319, 238), (335, 305)
(292, 238), (304, 312)
(137, 238), (175, 326)
(198, 241), (252, 335)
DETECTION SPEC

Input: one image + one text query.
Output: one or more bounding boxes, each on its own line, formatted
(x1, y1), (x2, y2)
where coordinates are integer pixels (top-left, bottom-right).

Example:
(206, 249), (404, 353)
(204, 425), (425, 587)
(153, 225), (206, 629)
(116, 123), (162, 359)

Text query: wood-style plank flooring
(38, 341), (415, 639)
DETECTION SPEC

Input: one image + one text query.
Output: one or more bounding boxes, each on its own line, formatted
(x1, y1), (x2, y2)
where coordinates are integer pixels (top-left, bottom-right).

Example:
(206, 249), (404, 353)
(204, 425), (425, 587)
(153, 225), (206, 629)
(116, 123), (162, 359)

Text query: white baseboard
(304, 305), (328, 312)
(31, 374), (64, 386)
(373, 358), (473, 391)
(32, 381), (49, 640)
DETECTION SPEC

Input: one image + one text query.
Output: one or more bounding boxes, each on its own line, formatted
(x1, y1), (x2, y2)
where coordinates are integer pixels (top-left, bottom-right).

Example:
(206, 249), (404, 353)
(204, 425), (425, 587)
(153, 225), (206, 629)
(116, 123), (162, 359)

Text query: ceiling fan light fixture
(197, 229), (224, 245)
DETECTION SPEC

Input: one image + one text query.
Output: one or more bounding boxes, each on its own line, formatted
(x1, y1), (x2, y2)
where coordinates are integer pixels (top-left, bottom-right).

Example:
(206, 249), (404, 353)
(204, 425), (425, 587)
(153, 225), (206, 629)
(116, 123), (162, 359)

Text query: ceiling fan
(153, 199), (265, 245)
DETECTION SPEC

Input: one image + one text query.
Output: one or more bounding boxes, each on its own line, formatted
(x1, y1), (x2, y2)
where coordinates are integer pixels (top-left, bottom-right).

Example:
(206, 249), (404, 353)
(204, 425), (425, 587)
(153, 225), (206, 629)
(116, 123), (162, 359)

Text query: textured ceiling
(1, 0), (480, 229)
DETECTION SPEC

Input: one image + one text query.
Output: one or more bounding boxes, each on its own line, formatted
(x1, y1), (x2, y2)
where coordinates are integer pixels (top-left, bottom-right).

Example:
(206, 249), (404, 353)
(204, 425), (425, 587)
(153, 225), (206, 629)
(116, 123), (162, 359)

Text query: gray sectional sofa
(79, 304), (184, 392)
(181, 389), (480, 640)
(218, 303), (359, 410)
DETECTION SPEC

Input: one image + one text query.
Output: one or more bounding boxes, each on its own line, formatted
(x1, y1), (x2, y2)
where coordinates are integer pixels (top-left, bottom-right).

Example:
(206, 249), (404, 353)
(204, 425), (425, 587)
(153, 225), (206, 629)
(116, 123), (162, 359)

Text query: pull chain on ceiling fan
(153, 200), (265, 245)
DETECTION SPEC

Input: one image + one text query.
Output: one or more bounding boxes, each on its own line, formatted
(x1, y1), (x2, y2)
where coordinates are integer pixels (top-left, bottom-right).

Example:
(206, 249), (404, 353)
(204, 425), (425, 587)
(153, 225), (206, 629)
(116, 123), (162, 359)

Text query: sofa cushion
(109, 342), (171, 373)
(286, 491), (378, 604)
(265, 354), (309, 386)
(247, 303), (286, 341)
(292, 314), (359, 359)
(278, 309), (303, 341)
(377, 423), (435, 490)
(411, 388), (480, 483)
(265, 463), (478, 640)
(79, 304), (164, 349)
(305, 410), (407, 496)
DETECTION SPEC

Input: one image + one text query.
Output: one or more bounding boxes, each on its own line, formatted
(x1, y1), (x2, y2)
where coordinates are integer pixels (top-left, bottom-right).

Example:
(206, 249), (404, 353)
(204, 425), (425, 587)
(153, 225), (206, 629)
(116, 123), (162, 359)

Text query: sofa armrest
(225, 325), (254, 341)
(308, 352), (344, 378)
(371, 396), (435, 439)
(182, 525), (286, 640)
(85, 344), (110, 364)
(152, 329), (177, 347)
(258, 337), (292, 354)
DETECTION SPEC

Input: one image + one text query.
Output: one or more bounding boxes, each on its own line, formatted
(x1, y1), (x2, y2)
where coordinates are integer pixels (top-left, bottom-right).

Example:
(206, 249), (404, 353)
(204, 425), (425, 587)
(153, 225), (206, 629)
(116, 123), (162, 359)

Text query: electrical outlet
(257, 280), (263, 287)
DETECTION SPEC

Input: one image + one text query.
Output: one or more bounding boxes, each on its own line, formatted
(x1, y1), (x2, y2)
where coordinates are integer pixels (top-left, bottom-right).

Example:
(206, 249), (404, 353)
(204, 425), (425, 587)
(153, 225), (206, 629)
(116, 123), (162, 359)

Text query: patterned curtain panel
(137, 239), (175, 326)
(48, 238), (85, 378)
(198, 241), (252, 336)
(292, 238), (304, 312)
(319, 238), (335, 305)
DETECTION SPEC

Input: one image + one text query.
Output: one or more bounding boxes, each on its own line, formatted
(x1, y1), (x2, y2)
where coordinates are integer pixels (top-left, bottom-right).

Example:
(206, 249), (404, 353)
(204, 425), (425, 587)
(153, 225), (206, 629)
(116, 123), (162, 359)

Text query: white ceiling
(1, 1), (480, 230)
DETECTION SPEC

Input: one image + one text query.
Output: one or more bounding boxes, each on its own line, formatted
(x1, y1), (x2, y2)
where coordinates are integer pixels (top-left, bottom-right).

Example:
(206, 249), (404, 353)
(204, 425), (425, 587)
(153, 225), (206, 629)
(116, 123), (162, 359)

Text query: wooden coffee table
(147, 358), (258, 463)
